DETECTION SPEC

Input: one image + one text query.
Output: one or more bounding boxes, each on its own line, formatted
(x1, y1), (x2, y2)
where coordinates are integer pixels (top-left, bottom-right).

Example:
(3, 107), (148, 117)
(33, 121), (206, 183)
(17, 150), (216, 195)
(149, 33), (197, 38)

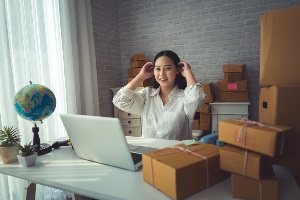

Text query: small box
(203, 83), (215, 103)
(199, 113), (210, 130)
(128, 77), (153, 87)
(197, 104), (210, 113)
(130, 54), (146, 61)
(223, 64), (245, 73)
(142, 143), (229, 200)
(218, 118), (293, 157)
(217, 80), (247, 92)
(193, 119), (200, 130)
(128, 68), (142, 78)
(220, 145), (272, 180)
(260, 5), (300, 86)
(218, 91), (248, 102)
(130, 60), (146, 68)
(231, 170), (278, 200)
(224, 72), (243, 81)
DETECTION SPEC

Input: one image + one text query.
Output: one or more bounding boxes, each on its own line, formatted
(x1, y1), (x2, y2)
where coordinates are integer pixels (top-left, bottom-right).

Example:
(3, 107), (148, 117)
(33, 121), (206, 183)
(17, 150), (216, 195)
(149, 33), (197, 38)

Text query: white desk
(0, 137), (299, 200)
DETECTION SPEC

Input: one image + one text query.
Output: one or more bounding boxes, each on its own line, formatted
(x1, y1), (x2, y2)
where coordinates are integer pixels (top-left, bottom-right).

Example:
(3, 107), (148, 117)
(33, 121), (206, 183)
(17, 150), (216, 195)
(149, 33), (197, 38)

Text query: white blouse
(112, 84), (207, 140)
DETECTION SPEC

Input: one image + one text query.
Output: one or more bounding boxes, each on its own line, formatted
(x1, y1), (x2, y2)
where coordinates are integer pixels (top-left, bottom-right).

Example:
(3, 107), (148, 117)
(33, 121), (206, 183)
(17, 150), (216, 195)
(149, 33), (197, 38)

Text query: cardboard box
(130, 60), (146, 68)
(218, 119), (293, 157)
(260, 5), (300, 86)
(200, 113), (210, 130)
(220, 145), (272, 180)
(130, 54), (146, 61)
(193, 119), (200, 130)
(128, 68), (142, 78)
(218, 91), (248, 102)
(259, 85), (300, 168)
(224, 72), (242, 82)
(217, 80), (247, 92)
(196, 104), (210, 113)
(128, 77), (153, 87)
(231, 170), (278, 200)
(223, 64), (245, 73)
(203, 83), (215, 103)
(142, 143), (229, 200)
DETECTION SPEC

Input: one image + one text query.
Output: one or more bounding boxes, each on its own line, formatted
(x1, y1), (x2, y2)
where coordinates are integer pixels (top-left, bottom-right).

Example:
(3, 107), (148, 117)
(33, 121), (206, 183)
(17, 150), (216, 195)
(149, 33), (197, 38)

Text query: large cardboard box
(217, 80), (247, 92)
(218, 119), (293, 157)
(231, 170), (278, 200)
(259, 85), (300, 168)
(218, 91), (248, 102)
(224, 72), (242, 82)
(142, 143), (229, 200)
(203, 83), (215, 103)
(220, 145), (272, 180)
(260, 5), (300, 86)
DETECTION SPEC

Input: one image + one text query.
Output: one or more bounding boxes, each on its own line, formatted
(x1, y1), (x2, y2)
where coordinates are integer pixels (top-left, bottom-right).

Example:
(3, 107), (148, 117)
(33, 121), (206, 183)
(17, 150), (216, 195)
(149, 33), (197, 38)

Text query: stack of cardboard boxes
(217, 64), (248, 102)
(218, 118), (293, 199)
(258, 5), (300, 187)
(193, 83), (215, 135)
(128, 54), (153, 87)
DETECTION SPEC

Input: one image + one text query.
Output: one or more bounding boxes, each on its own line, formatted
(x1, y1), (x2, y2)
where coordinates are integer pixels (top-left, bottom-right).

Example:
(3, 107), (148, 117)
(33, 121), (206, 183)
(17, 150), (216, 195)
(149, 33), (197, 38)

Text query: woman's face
(154, 56), (179, 89)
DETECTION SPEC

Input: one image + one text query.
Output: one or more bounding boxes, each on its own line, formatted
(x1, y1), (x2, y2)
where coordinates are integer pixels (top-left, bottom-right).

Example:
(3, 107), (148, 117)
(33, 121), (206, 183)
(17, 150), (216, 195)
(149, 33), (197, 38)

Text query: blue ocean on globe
(14, 84), (56, 122)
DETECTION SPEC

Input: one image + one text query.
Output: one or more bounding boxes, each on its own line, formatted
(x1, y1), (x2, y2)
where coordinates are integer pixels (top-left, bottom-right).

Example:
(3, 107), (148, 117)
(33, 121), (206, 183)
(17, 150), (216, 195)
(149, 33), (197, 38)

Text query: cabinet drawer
(122, 127), (141, 137)
(118, 110), (140, 119)
(120, 119), (141, 126)
(210, 102), (249, 115)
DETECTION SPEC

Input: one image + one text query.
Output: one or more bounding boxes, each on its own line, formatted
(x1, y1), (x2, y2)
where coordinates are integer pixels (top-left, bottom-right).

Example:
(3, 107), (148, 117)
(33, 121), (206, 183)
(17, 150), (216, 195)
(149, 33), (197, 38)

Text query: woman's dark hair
(153, 50), (187, 89)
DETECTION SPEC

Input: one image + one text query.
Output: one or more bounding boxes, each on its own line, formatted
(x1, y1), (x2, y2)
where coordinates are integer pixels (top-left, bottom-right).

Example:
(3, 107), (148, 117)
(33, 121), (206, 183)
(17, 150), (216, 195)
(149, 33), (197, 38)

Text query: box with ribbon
(220, 145), (273, 180)
(218, 118), (293, 157)
(231, 169), (278, 200)
(142, 142), (229, 200)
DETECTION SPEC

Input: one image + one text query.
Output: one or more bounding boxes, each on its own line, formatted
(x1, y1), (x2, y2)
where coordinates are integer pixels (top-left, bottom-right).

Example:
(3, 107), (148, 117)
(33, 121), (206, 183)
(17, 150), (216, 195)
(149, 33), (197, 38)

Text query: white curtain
(0, 0), (99, 199)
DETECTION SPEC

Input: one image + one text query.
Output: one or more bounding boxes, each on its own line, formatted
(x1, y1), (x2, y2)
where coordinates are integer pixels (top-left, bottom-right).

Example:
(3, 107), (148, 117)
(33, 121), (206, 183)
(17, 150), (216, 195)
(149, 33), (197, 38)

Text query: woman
(113, 50), (206, 140)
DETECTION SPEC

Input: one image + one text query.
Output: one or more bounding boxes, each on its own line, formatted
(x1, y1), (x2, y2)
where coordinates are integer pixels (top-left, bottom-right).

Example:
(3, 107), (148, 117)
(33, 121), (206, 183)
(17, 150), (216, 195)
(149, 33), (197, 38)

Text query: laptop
(60, 114), (155, 171)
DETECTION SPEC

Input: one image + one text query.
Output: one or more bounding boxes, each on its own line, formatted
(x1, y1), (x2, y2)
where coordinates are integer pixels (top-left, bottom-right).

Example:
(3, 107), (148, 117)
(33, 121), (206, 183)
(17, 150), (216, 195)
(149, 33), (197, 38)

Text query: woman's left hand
(178, 61), (192, 77)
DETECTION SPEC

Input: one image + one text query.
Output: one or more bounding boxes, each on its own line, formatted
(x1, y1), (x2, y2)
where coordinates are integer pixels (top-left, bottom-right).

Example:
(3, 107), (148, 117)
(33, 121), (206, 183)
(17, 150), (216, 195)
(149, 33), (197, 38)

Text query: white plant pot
(0, 145), (19, 164)
(17, 153), (38, 167)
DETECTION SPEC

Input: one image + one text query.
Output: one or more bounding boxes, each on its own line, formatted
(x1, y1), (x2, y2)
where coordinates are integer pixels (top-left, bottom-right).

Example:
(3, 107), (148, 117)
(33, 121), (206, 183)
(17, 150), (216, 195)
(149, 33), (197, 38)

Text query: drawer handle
(129, 131), (132, 134)
(128, 121), (131, 124)
(128, 113), (131, 116)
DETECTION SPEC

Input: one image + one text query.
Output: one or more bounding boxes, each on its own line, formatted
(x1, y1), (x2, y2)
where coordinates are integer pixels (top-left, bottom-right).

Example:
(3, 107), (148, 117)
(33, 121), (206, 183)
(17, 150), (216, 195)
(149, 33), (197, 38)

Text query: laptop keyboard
(131, 152), (142, 164)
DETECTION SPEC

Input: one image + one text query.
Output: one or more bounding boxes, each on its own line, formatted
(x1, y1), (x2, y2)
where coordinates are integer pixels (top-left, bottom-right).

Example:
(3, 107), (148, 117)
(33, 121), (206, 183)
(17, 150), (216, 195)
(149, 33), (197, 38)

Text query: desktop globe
(14, 83), (56, 155)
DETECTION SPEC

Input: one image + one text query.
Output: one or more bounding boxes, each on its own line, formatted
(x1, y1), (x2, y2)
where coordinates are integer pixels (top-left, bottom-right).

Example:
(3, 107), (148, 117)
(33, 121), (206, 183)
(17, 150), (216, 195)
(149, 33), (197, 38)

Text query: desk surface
(0, 137), (300, 200)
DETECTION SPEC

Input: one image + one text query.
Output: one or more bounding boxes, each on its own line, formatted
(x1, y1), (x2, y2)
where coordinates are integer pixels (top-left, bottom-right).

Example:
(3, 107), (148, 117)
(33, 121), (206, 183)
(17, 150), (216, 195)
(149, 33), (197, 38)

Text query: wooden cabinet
(111, 87), (143, 137)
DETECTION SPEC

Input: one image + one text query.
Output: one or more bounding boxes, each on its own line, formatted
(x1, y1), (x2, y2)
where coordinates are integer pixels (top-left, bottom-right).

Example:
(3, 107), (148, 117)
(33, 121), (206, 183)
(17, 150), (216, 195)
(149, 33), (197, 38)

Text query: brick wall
(91, 0), (300, 119)
(90, 0), (121, 117)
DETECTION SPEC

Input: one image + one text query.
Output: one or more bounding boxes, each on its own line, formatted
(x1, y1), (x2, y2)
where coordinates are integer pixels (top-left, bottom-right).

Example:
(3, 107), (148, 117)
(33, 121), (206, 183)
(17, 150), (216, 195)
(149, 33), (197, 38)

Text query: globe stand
(32, 123), (52, 156)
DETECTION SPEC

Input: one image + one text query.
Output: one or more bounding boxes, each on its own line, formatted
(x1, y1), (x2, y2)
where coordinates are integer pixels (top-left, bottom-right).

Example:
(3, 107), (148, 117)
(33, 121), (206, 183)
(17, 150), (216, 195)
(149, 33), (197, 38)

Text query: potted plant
(17, 142), (38, 167)
(0, 126), (21, 164)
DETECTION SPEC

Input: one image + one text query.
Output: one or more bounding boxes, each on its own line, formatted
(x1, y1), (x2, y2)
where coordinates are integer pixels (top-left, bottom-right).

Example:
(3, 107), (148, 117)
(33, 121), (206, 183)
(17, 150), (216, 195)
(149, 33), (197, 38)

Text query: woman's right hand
(139, 62), (154, 80)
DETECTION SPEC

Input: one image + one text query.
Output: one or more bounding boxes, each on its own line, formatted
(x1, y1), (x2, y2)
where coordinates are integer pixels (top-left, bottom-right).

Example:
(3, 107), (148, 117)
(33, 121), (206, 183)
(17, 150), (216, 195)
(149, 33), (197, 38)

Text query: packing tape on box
(236, 118), (285, 156)
(243, 150), (249, 176)
(148, 145), (210, 187)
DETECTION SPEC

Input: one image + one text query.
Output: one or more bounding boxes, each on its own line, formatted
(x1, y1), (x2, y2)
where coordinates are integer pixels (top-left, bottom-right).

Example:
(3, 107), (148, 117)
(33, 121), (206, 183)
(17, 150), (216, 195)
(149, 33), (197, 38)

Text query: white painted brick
(91, 0), (300, 120)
